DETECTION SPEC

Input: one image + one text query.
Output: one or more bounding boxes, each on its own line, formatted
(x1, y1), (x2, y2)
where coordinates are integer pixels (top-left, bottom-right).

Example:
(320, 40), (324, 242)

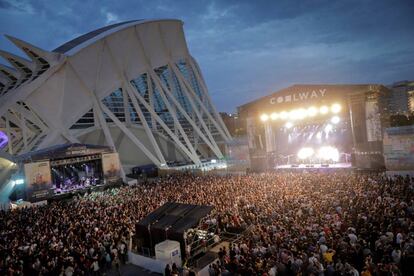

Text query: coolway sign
(270, 89), (327, 105)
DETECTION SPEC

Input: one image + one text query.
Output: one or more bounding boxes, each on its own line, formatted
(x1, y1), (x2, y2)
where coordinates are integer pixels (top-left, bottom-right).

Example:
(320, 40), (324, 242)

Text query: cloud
(105, 12), (119, 24)
(99, 6), (120, 25)
(0, 0), (12, 10)
(201, 1), (233, 22)
(0, 0), (34, 13)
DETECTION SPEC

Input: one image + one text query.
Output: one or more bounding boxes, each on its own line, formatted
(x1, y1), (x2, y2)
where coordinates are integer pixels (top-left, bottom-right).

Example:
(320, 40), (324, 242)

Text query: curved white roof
(53, 19), (183, 56)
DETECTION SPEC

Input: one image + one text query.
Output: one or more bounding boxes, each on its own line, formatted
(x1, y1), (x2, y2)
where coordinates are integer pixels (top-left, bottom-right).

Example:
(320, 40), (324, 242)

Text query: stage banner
(24, 161), (53, 201)
(264, 122), (276, 153)
(246, 117), (256, 149)
(365, 100), (382, 142)
(383, 126), (414, 171)
(102, 153), (121, 183)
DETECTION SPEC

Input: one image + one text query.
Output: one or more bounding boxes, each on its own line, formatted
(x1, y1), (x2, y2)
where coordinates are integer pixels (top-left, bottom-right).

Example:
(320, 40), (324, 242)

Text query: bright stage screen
(24, 161), (53, 201)
(102, 153), (122, 183)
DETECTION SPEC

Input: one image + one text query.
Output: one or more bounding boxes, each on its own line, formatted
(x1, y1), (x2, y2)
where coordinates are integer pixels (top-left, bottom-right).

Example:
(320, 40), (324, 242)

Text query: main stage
(238, 84), (388, 171)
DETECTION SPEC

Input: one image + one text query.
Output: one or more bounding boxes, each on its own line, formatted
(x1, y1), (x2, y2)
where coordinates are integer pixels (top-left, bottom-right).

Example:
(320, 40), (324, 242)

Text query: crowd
(0, 171), (413, 275)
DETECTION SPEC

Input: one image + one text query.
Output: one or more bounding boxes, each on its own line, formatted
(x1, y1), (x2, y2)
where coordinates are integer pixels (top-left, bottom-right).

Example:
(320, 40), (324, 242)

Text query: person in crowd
(171, 263), (179, 276)
(165, 264), (172, 276)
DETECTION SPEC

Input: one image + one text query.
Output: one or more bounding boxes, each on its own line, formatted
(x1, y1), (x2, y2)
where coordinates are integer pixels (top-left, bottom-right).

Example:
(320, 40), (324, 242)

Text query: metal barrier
(220, 225), (254, 244)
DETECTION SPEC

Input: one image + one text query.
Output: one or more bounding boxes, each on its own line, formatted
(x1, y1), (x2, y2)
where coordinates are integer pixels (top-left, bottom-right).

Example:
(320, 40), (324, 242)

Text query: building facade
(385, 80), (414, 114)
(0, 19), (231, 174)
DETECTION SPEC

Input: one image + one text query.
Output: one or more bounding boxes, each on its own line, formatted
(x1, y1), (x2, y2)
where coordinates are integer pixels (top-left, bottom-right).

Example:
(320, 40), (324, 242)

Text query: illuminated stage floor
(275, 163), (352, 169)
(50, 183), (115, 201)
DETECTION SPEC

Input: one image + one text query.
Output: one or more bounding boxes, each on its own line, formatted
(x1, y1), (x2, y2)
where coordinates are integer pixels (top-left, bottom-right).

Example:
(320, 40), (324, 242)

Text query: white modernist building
(0, 19), (231, 174)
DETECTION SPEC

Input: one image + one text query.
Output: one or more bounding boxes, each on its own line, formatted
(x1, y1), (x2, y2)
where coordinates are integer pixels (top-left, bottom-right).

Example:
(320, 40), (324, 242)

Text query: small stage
(275, 162), (352, 169)
(136, 202), (214, 257)
(133, 202), (219, 274)
(15, 143), (123, 203)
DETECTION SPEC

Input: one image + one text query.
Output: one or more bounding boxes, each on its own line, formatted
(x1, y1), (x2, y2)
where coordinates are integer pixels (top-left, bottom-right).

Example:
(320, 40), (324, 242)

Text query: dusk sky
(0, 0), (413, 112)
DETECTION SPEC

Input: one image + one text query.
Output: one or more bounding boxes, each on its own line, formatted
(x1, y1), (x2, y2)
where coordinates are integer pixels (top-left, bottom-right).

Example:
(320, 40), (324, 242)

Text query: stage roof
(137, 202), (213, 234)
(237, 84), (389, 115)
(15, 143), (113, 162)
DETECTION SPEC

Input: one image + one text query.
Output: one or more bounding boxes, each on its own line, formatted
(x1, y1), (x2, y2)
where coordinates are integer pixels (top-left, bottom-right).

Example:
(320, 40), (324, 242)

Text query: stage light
(260, 114), (269, 122)
(297, 147), (314, 159)
(270, 112), (279, 120)
(285, 122), (293, 129)
(288, 108), (307, 120)
(280, 111), (288, 120)
(320, 106), (329, 114)
(331, 116), (340, 124)
(298, 108), (307, 119)
(331, 103), (341, 113)
(289, 110), (298, 120)
(318, 146), (339, 162)
(316, 132), (322, 140)
(307, 106), (318, 117)
(11, 179), (24, 186)
(325, 124), (333, 132)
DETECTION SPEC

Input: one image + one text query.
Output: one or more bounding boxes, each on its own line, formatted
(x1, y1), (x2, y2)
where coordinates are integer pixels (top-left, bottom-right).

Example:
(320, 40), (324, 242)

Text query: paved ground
(106, 264), (162, 276)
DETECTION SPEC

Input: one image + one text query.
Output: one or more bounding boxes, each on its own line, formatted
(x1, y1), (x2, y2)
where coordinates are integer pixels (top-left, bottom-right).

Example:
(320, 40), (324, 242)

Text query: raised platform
(136, 202), (213, 257)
